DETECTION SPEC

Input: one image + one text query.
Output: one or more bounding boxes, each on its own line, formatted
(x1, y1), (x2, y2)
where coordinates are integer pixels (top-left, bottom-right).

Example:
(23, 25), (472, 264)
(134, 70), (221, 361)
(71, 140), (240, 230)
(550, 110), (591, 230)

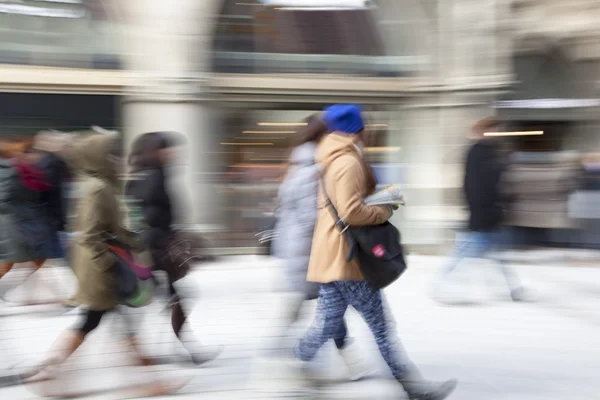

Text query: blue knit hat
(323, 104), (364, 135)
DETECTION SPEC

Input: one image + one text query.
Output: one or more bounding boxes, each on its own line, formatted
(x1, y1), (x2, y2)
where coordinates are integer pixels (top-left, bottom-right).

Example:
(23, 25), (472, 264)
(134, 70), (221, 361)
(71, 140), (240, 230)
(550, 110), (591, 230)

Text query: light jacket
(307, 133), (391, 283)
(272, 142), (321, 297)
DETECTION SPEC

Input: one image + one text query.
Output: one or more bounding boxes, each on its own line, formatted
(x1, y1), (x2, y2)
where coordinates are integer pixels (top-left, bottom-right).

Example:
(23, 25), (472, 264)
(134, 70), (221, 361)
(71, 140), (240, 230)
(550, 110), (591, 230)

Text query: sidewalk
(1, 255), (600, 399)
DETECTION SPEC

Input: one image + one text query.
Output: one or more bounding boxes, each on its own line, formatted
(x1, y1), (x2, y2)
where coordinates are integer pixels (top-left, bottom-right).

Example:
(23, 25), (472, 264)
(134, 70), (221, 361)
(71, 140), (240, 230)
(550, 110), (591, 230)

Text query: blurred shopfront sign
(494, 99), (600, 109)
(259, 0), (368, 7)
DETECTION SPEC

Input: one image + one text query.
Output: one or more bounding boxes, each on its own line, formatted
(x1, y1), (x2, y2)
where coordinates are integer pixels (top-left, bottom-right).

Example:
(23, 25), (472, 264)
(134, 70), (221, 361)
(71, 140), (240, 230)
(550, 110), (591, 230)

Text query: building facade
(2, 0), (600, 251)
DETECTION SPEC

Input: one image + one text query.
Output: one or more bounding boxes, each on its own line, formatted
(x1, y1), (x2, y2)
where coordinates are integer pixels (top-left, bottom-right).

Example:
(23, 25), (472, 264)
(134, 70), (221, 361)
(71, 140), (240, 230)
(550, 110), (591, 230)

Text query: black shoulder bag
(321, 179), (407, 290)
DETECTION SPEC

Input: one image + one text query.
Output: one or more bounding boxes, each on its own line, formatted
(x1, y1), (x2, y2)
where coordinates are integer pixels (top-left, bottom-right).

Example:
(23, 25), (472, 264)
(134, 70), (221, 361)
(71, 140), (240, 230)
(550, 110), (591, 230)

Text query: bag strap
(318, 168), (357, 261)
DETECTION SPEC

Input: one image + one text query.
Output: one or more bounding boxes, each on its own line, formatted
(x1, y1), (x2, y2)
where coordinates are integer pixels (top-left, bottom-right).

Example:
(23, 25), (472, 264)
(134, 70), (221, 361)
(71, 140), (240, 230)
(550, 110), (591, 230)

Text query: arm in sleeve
(330, 156), (392, 226)
(294, 170), (319, 235)
(79, 187), (116, 272)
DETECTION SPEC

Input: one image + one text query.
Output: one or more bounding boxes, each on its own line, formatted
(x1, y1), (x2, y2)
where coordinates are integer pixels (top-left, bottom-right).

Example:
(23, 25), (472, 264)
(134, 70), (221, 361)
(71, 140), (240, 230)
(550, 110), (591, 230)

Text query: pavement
(0, 254), (599, 399)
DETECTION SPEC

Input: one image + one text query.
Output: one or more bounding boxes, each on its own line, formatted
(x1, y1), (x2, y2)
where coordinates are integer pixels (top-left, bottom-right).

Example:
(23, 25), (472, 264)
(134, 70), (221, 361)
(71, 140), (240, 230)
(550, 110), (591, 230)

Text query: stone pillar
(119, 0), (224, 228)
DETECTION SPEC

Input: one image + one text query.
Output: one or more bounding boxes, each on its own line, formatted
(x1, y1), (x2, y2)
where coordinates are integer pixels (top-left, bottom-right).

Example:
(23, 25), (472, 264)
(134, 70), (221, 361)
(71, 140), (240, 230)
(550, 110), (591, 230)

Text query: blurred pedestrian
(126, 131), (220, 366)
(33, 132), (73, 259)
(21, 133), (185, 397)
(270, 114), (370, 379)
(432, 117), (525, 302)
(0, 139), (58, 305)
(290, 105), (457, 400)
(0, 135), (28, 299)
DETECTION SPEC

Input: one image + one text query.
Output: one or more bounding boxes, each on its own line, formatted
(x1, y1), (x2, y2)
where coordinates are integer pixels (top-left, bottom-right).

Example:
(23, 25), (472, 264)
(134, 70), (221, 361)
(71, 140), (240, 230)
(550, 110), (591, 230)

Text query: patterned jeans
(295, 280), (403, 378)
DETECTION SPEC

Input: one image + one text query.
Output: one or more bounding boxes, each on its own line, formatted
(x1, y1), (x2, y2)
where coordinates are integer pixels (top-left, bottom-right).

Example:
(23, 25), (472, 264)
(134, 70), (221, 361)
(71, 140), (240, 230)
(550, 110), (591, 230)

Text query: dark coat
(11, 156), (56, 261)
(464, 140), (506, 232)
(125, 167), (173, 270)
(0, 158), (27, 263)
(39, 152), (71, 232)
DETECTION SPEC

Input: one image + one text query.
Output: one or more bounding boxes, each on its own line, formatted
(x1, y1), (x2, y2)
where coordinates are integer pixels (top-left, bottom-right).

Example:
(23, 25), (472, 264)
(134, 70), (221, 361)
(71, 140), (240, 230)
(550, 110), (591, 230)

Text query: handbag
(159, 232), (195, 283)
(321, 180), (407, 290)
(106, 236), (155, 307)
(255, 207), (279, 256)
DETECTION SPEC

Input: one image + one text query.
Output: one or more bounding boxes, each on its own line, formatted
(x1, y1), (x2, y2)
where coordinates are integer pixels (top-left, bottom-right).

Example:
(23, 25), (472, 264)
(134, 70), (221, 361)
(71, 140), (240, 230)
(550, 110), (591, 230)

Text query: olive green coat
(68, 134), (124, 311)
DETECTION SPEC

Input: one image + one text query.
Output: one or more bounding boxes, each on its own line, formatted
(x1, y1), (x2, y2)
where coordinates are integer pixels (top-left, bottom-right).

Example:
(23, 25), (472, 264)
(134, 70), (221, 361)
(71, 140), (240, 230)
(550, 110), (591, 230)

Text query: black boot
(397, 365), (457, 400)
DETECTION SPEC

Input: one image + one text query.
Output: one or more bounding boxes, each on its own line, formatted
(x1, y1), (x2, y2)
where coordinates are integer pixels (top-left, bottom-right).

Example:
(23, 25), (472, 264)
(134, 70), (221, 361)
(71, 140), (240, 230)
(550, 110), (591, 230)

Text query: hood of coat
(289, 142), (317, 166)
(69, 134), (119, 183)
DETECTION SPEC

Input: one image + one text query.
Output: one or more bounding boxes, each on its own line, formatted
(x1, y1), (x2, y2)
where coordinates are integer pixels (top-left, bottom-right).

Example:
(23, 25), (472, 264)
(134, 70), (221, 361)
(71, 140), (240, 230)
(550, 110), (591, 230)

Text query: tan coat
(68, 134), (125, 311)
(306, 133), (392, 283)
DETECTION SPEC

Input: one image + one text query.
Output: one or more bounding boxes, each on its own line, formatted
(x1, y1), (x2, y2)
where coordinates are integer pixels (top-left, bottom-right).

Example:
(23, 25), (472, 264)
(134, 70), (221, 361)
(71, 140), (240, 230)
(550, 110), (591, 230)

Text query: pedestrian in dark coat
(0, 139), (49, 302)
(126, 131), (220, 366)
(434, 117), (525, 302)
(0, 137), (26, 271)
(21, 133), (187, 398)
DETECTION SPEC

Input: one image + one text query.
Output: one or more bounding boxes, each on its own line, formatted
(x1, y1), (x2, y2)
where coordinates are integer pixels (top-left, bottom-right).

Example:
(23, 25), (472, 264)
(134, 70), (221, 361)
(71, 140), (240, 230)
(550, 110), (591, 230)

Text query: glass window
(211, 0), (421, 76)
(0, 0), (123, 69)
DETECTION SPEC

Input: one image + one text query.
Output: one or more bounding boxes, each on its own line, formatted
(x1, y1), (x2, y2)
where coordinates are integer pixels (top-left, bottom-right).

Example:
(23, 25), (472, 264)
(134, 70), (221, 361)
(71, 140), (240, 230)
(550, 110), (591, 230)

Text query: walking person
(20, 133), (186, 397)
(0, 135), (30, 299)
(271, 114), (370, 380)
(126, 131), (220, 366)
(291, 105), (457, 400)
(432, 117), (525, 303)
(0, 139), (57, 305)
(34, 132), (78, 307)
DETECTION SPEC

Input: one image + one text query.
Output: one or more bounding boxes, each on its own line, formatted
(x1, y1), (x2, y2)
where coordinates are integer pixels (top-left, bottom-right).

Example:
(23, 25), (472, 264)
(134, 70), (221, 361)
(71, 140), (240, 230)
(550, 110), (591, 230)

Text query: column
(119, 0), (224, 228)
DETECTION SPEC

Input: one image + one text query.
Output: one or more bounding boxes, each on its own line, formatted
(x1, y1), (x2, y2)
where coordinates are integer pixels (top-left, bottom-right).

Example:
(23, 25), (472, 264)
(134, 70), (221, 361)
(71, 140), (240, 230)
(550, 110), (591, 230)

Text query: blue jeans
(439, 229), (521, 291)
(295, 281), (404, 378)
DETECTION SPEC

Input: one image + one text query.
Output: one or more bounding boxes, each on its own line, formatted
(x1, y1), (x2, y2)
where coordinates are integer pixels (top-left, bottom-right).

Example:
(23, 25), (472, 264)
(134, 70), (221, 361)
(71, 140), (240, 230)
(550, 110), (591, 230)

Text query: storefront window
(0, 0), (123, 69)
(215, 107), (393, 247)
(211, 0), (422, 76)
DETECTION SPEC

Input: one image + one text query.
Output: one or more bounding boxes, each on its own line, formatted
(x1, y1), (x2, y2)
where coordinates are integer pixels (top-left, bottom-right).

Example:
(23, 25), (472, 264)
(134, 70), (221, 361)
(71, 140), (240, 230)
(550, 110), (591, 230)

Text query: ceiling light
(366, 124), (389, 128)
(483, 131), (544, 137)
(243, 130), (296, 134)
(257, 122), (308, 127)
(221, 142), (274, 146)
(0, 4), (85, 18)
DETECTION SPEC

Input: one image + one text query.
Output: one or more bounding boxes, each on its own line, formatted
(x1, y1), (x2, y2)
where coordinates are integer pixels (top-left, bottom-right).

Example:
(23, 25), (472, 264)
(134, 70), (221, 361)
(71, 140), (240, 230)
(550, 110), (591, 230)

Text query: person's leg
(489, 229), (525, 300)
(340, 281), (403, 378)
(333, 318), (347, 350)
(0, 263), (14, 299)
(26, 259), (49, 304)
(295, 283), (348, 362)
(22, 309), (105, 382)
(343, 281), (456, 400)
(166, 274), (220, 365)
(436, 231), (488, 284)
(334, 316), (374, 381)
(274, 292), (306, 353)
(0, 262), (14, 279)
(116, 307), (155, 366)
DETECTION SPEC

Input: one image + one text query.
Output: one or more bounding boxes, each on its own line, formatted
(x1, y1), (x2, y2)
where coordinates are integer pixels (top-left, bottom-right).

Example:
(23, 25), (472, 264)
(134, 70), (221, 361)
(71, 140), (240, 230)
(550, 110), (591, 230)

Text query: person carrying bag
(320, 177), (407, 290)
(290, 104), (457, 400)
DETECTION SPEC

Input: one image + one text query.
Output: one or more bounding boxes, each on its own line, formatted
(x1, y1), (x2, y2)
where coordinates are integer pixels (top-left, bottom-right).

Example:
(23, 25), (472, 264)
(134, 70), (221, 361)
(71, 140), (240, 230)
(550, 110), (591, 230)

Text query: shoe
(338, 338), (373, 381)
(398, 377), (457, 400)
(181, 341), (222, 366)
(0, 372), (22, 388)
(510, 287), (527, 302)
